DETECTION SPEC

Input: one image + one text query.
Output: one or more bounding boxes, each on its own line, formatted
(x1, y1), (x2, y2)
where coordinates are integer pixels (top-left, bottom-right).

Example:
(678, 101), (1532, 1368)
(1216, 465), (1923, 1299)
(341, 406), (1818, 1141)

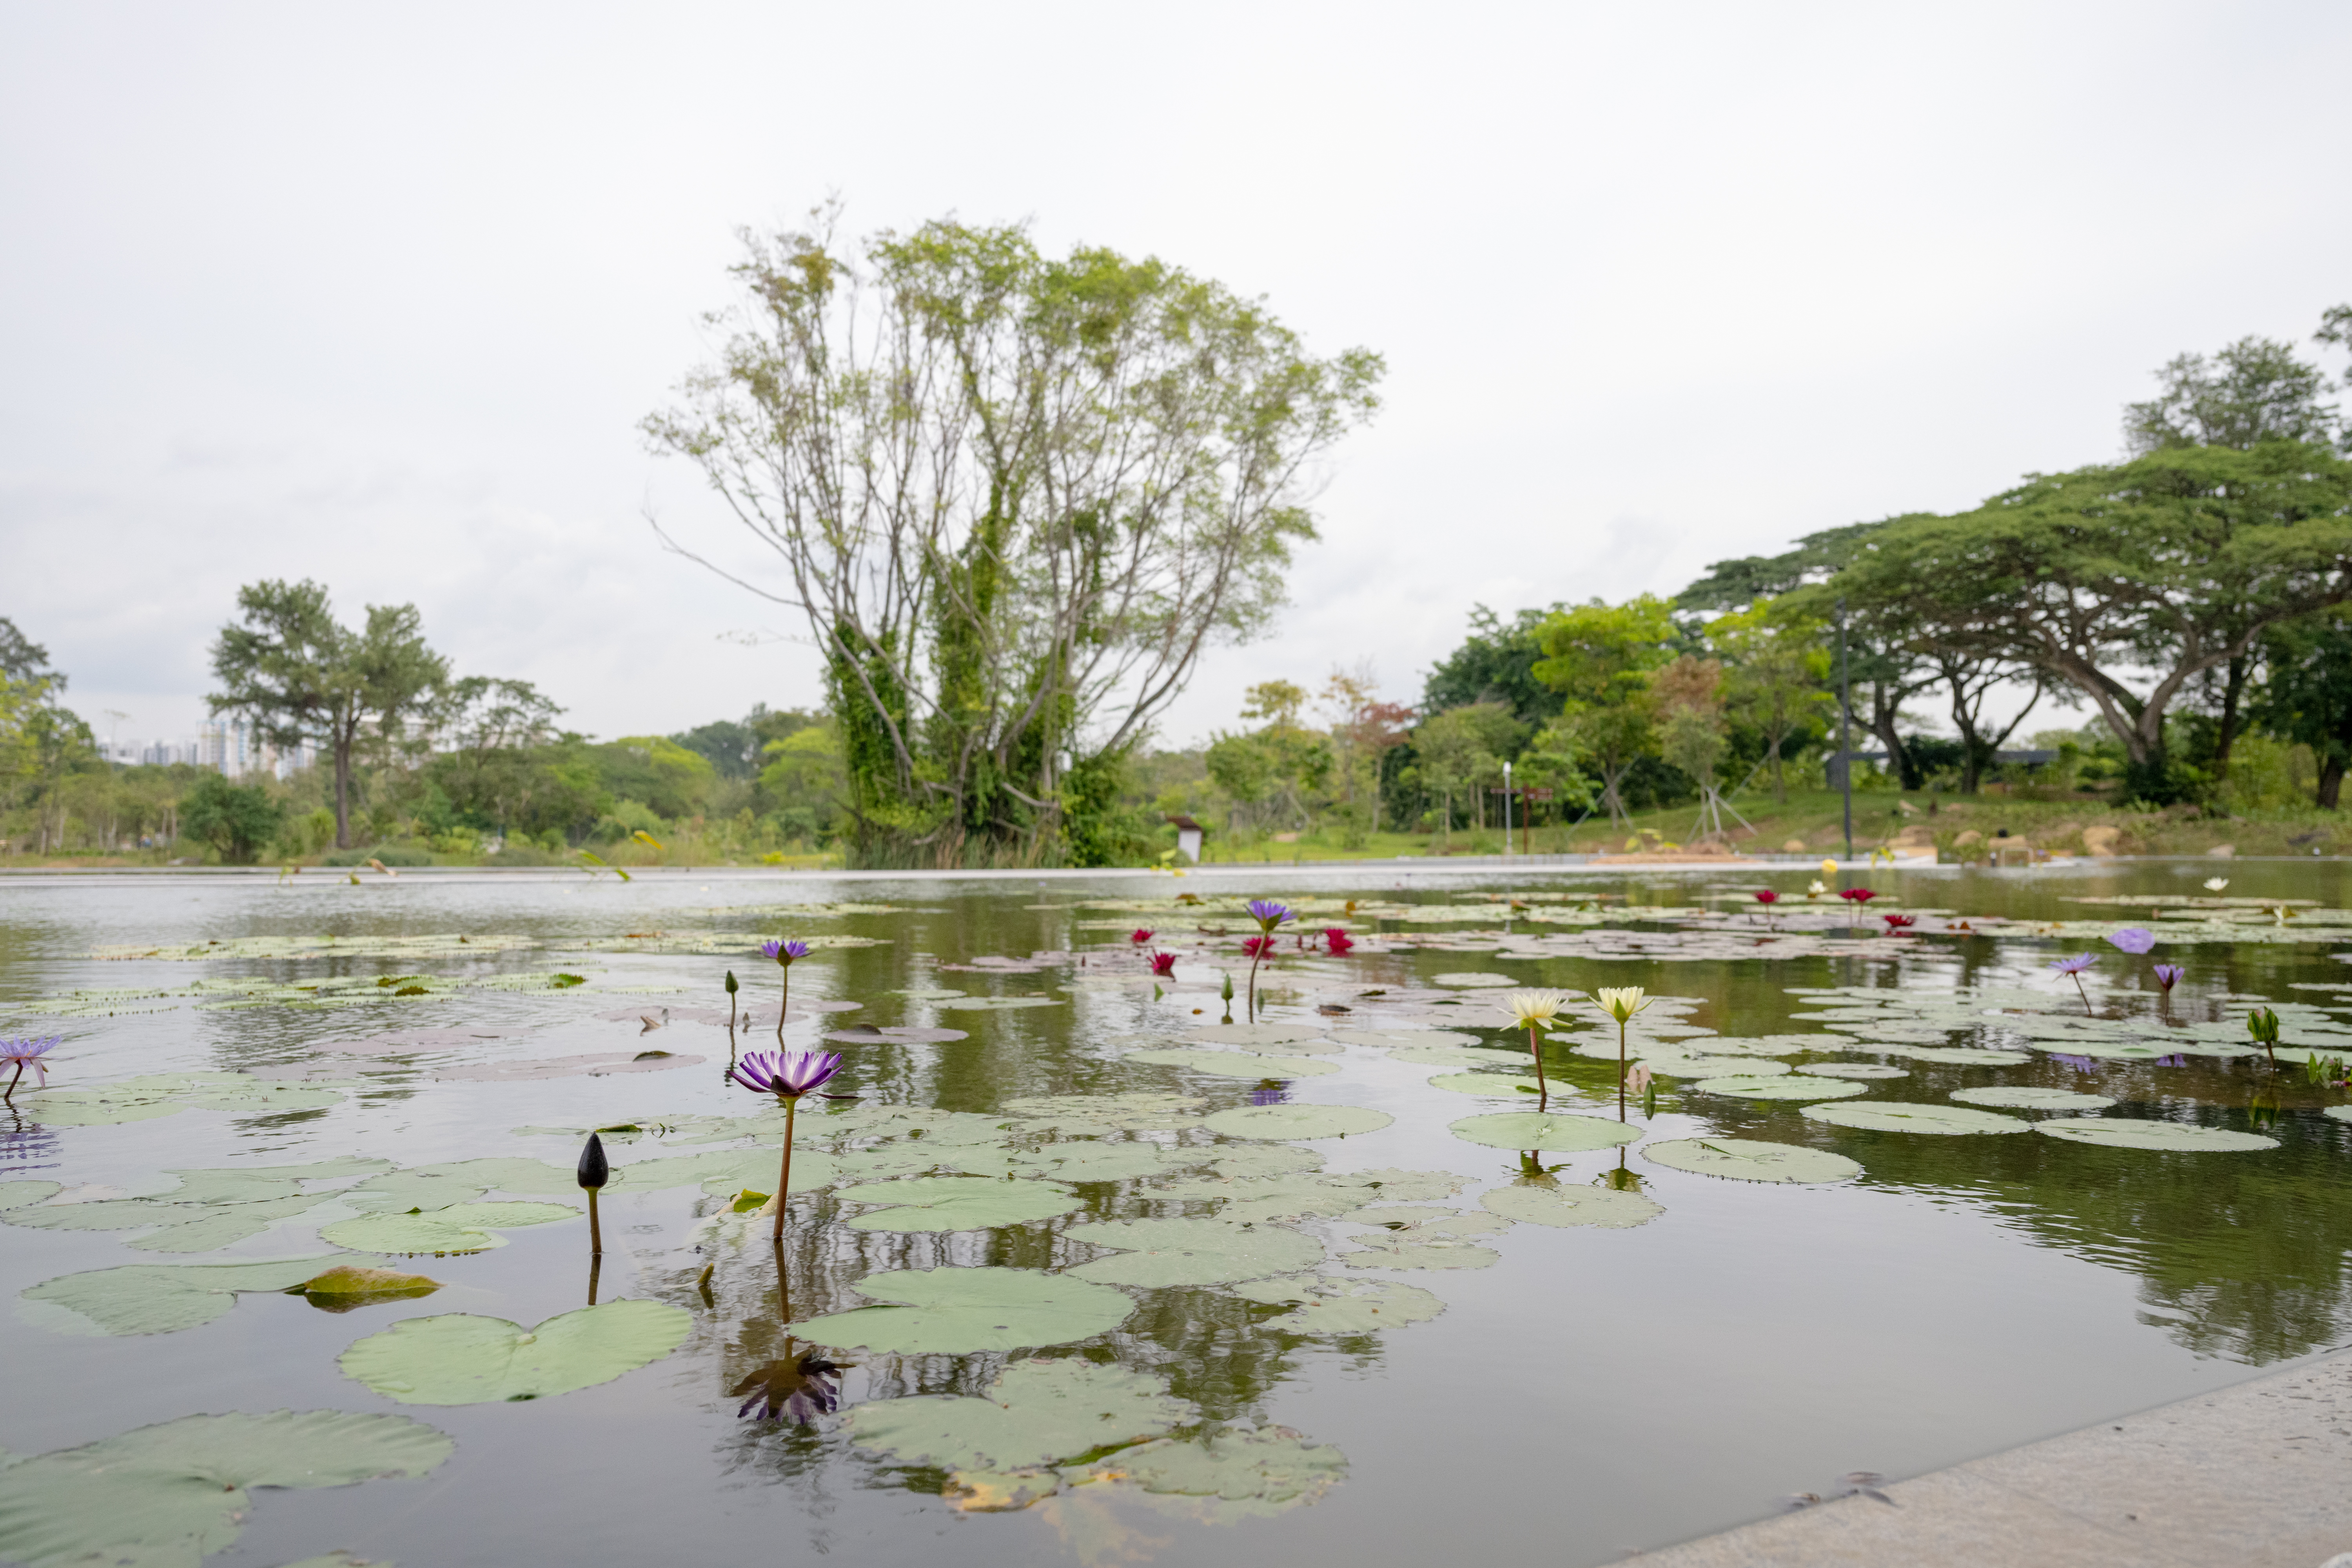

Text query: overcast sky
(4, 0), (2346, 755)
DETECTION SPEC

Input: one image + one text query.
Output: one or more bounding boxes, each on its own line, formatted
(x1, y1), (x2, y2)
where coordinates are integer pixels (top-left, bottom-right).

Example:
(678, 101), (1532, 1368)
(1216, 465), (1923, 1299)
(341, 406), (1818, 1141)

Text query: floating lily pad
(1642, 1138), (1863, 1183)
(1330, 1029), (1481, 1049)
(1800, 1101), (2034, 1134)
(339, 1298), (692, 1403)
(1229, 1274), (1446, 1332)
(1339, 1234), (1500, 1270)
(837, 1176), (1082, 1232)
(1480, 1184), (1663, 1229)
(1447, 1112), (1642, 1151)
(824, 1025), (971, 1044)
(1065, 1427), (1346, 1514)
(1381, 1044), (1530, 1068)
(847, 1361), (1194, 1472)
(1187, 1023), (1332, 1047)
(1126, 1048), (1338, 1079)
(1799, 1062), (1909, 1080)
(945, 1143), (1178, 1183)
(319, 1200), (577, 1256)
(1431, 972), (1517, 987)
(1951, 1086), (2116, 1110)
(2033, 1118), (2279, 1151)
(1691, 1074), (1867, 1101)
(290, 1264), (444, 1310)
(0, 1410), (452, 1568)
(1637, 1056), (1796, 1079)
(20, 1256), (337, 1337)
(1882, 1047), (2034, 1066)
(2034, 1041), (2212, 1063)
(2327, 1105), (2352, 1124)
(1153, 1167), (1462, 1221)
(0, 1180), (61, 1210)
(934, 996), (1066, 1011)
(1200, 1105), (1392, 1140)
(1065, 1217), (1324, 1286)
(791, 1267), (1134, 1354)
(1001, 1092), (1204, 1131)
(434, 1051), (704, 1081)
(1425, 1072), (1540, 1096)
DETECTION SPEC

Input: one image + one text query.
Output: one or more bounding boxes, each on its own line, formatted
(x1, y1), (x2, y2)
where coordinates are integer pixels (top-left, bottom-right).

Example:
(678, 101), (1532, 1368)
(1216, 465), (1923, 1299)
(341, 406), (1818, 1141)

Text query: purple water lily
(2, 1036), (60, 1107)
(733, 1348), (843, 1425)
(2107, 927), (2156, 955)
(731, 1049), (848, 1245)
(1241, 900), (1292, 1019)
(2048, 953), (2098, 1015)
(759, 940), (812, 1044)
(1245, 899), (1294, 932)
(2152, 963), (2185, 992)
(761, 939), (811, 964)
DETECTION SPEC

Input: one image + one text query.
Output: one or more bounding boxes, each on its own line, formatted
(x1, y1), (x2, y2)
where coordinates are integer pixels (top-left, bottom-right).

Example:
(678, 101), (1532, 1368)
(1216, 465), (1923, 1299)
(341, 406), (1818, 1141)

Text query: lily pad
(0, 1409), (452, 1568)
(1065, 1426), (1347, 1513)
(318, 1200), (578, 1256)
(20, 1256), (337, 1337)
(1637, 1056), (1796, 1079)
(1200, 1105), (1392, 1140)
(1800, 1101), (2034, 1135)
(1186, 1023), (1332, 1047)
(0, 1180), (61, 1210)
(339, 1298), (693, 1403)
(1642, 1138), (1863, 1183)
(1126, 1048), (1338, 1078)
(791, 1267), (1134, 1354)
(2327, 1105), (2352, 1124)
(837, 1176), (1083, 1232)
(1691, 1074), (1867, 1101)
(1065, 1217), (1324, 1286)
(1431, 972), (1518, 987)
(1951, 1086), (2116, 1110)
(1447, 1112), (1642, 1151)
(1381, 1044), (1531, 1068)
(1883, 1047), (2035, 1066)
(1229, 1274), (1446, 1332)
(290, 1264), (443, 1310)
(1198, 1145), (1327, 1179)
(1152, 1167), (1463, 1222)
(1330, 1029), (1481, 1049)
(2033, 1118), (2279, 1151)
(1426, 1072), (1541, 1096)
(824, 1025), (971, 1044)
(945, 1143), (1178, 1183)
(1799, 1062), (1909, 1080)
(934, 996), (1066, 1011)
(1338, 1234), (1500, 1270)
(847, 1361), (1194, 1472)
(1480, 1184), (1663, 1229)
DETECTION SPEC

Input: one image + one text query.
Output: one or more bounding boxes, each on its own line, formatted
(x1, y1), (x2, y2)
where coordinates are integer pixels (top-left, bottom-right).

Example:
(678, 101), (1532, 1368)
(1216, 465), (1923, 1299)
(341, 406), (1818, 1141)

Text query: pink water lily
(2, 1036), (60, 1106)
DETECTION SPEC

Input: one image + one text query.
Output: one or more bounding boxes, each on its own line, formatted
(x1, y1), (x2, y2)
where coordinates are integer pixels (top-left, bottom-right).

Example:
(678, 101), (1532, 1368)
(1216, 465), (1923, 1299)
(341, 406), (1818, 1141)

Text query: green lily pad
(1197, 1146), (1326, 1179)
(837, 1176), (1082, 1232)
(1951, 1086), (2116, 1110)
(290, 1264), (444, 1310)
(20, 1256), (337, 1337)
(1331, 1029), (1482, 1049)
(1432, 972), (1517, 987)
(2033, 1118), (2280, 1151)
(1229, 1274), (1446, 1332)
(1883, 1047), (2036, 1066)
(339, 1298), (692, 1404)
(944, 1143), (1179, 1183)
(1065, 1217), (1324, 1287)
(2035, 1041), (2212, 1062)
(1127, 1048), (1338, 1078)
(1800, 1101), (2034, 1134)
(1064, 1426), (1347, 1514)
(1636, 1056), (1796, 1079)
(0, 1180), (61, 1210)
(1479, 1184), (1663, 1229)
(1338, 1234), (1500, 1270)
(1380, 1044), (1531, 1068)
(0, 1409), (452, 1568)
(1200, 1104), (1392, 1140)
(1642, 1138), (1863, 1183)
(1447, 1112), (1642, 1151)
(318, 1200), (577, 1256)
(934, 996), (1066, 1011)
(1002, 1093), (1203, 1132)
(1425, 1072), (1541, 1096)
(847, 1361), (1194, 1472)
(1151, 1168), (1463, 1221)
(2326, 1105), (2352, 1124)
(791, 1267), (1134, 1354)
(1799, 1062), (1909, 1080)
(1691, 1074), (1867, 1101)
(1186, 1022), (1333, 1047)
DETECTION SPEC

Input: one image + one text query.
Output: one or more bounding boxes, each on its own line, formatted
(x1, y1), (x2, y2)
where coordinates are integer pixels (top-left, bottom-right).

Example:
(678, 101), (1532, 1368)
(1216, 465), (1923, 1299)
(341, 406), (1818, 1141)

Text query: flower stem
(587, 1187), (603, 1256)
(771, 1096), (799, 1245)
(1617, 1018), (1629, 1121)
(2072, 974), (2092, 1016)
(1528, 1024), (1549, 1112)
(2, 1062), (19, 1108)
(1246, 948), (1263, 1021)
(777, 969), (789, 1045)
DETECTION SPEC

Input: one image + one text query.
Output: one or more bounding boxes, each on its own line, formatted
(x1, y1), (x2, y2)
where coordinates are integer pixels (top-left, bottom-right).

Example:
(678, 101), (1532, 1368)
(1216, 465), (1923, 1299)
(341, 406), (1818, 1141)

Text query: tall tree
(2253, 611), (2352, 809)
(2125, 334), (2343, 454)
(1530, 596), (1677, 826)
(426, 678), (568, 838)
(643, 206), (1382, 867)
(1822, 443), (2352, 799)
(1706, 601), (1831, 802)
(1421, 606), (1564, 724)
(209, 580), (446, 849)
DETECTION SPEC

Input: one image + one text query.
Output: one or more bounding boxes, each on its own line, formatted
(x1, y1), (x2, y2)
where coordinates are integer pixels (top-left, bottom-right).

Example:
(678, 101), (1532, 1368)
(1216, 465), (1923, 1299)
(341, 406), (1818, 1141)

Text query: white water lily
(1596, 987), (1652, 1024)
(1502, 991), (1569, 1029)
(1806, 879), (1827, 898)
(2204, 877), (2229, 892)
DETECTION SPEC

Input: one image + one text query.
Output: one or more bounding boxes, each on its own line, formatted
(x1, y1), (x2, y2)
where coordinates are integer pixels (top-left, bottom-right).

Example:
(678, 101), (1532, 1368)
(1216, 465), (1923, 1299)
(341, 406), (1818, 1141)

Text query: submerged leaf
(0, 1409), (452, 1568)
(837, 1176), (1083, 1232)
(847, 1361), (1194, 1472)
(793, 1267), (1133, 1354)
(1641, 1138), (1862, 1184)
(1065, 1217), (1325, 1286)
(339, 1299), (692, 1404)
(1065, 1426), (1347, 1515)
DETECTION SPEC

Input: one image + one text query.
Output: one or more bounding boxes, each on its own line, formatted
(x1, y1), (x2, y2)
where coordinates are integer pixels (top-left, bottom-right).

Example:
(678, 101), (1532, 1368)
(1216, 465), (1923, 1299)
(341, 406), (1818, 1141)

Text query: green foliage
(1708, 601), (1833, 802)
(757, 721), (846, 842)
(2255, 609), (2352, 808)
(2125, 334), (2343, 454)
(1422, 605), (1564, 724)
(590, 736), (713, 820)
(178, 775), (283, 865)
(1532, 596), (1679, 825)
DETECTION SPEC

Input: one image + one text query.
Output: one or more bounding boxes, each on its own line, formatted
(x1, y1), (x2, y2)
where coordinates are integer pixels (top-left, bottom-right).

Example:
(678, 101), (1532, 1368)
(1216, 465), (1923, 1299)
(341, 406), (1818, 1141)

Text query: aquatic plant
(577, 1133), (609, 1257)
(1, 1036), (60, 1106)
(1243, 900), (1293, 1015)
(1503, 991), (1568, 1111)
(1628, 1061), (1657, 1118)
(730, 1049), (848, 1242)
(1130, 928), (1154, 945)
(2048, 953), (2098, 1014)
(1595, 986), (1652, 1121)
(1881, 913), (1915, 934)
(1753, 889), (1778, 929)
(1149, 951), (1178, 978)
(2204, 876), (2230, 892)
(1324, 927), (1356, 955)
(2245, 1006), (2281, 1069)
(1837, 887), (1877, 926)
(1806, 879), (1827, 899)
(733, 1346), (844, 1424)
(2107, 927), (2156, 955)
(2151, 963), (2185, 992)
(760, 940), (811, 1043)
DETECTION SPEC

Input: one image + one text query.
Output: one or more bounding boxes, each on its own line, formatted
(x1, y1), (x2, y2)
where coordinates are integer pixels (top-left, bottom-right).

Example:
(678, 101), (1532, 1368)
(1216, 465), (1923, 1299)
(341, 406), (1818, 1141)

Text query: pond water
(3, 860), (2350, 1568)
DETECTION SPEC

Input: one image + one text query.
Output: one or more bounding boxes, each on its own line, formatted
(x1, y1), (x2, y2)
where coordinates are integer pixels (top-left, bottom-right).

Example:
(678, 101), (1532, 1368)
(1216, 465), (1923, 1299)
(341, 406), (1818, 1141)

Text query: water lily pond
(4, 863), (2351, 1567)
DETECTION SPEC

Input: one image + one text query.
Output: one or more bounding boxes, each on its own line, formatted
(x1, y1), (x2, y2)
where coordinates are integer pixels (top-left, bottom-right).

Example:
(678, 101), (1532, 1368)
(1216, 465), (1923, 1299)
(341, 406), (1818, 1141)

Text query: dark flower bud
(578, 1132), (610, 1191)
(725, 970), (739, 995)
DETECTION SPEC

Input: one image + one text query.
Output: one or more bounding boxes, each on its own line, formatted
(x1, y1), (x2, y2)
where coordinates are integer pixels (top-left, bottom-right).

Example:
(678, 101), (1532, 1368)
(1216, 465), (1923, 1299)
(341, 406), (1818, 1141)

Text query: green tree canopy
(1707, 602), (1832, 802)
(1421, 606), (1563, 724)
(180, 774), (283, 865)
(1530, 596), (1677, 826)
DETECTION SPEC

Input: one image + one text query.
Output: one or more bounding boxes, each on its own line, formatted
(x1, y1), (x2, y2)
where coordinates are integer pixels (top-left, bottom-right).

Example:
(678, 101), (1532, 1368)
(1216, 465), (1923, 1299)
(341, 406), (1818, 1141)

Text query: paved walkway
(1638, 1349), (2352, 1566)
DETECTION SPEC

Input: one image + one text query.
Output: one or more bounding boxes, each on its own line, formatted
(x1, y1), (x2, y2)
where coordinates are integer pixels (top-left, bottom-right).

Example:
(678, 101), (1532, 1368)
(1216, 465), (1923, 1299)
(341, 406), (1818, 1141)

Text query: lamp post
(1837, 595), (1853, 863)
(1501, 759), (1512, 862)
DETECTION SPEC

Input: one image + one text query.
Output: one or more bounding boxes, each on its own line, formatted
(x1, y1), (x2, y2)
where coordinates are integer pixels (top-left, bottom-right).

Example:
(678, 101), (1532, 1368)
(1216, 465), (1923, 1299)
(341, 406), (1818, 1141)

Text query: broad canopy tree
(643, 207), (1383, 867)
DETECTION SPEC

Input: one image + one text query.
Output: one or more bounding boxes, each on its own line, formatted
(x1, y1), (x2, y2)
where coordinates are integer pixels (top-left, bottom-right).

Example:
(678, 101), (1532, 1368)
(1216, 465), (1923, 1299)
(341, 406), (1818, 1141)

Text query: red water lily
(1882, 913), (1916, 934)
(1324, 928), (1356, 955)
(1149, 951), (1178, 977)
(1129, 929), (1154, 945)
(1241, 935), (1276, 959)
(1753, 890), (1779, 906)
(1838, 888), (1877, 905)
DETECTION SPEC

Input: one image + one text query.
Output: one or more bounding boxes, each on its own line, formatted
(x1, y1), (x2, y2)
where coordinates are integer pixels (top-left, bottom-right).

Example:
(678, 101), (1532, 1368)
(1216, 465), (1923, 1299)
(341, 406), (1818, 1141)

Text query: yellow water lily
(1595, 987), (1651, 1025)
(1503, 990), (1569, 1030)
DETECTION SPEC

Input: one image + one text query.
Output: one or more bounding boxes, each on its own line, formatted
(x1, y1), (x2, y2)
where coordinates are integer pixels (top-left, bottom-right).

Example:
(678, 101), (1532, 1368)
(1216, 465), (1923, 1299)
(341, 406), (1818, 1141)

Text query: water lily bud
(1220, 972), (1234, 1002)
(726, 970), (739, 995)
(578, 1132), (610, 1191)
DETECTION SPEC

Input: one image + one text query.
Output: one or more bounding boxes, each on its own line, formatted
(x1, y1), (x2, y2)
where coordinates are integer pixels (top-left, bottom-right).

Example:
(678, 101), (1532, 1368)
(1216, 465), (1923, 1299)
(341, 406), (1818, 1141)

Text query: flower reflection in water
(1249, 1083), (1291, 1106)
(733, 1343), (846, 1425)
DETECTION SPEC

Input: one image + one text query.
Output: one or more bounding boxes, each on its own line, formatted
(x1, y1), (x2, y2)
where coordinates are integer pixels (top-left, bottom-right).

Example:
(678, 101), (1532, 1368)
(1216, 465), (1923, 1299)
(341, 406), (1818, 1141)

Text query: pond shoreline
(1639, 1344), (2352, 1566)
